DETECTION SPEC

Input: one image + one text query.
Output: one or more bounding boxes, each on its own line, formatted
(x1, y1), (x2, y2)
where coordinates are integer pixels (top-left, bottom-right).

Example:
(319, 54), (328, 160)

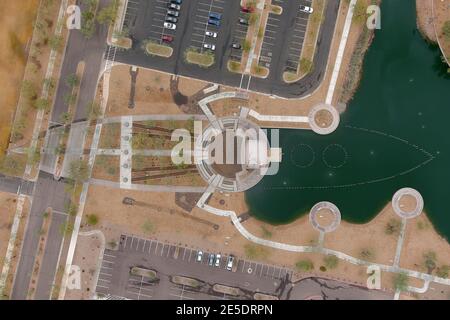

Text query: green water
(246, 0), (450, 240)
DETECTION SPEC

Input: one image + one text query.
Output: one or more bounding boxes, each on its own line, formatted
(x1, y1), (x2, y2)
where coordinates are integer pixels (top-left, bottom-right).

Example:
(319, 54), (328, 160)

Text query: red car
(162, 35), (173, 43)
(241, 6), (254, 13)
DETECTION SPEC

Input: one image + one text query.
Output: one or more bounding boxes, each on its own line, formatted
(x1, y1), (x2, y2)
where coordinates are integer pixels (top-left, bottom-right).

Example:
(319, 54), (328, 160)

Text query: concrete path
(325, 0), (357, 104)
(198, 200), (450, 291)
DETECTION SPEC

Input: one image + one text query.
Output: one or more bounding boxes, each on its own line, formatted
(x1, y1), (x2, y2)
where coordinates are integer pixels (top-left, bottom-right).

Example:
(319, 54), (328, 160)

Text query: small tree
(21, 80), (37, 101)
(66, 74), (79, 88)
(68, 159), (89, 183)
(295, 259), (314, 272)
(423, 251), (437, 274)
(35, 98), (51, 111)
(49, 35), (63, 51)
(97, 0), (120, 25)
(385, 218), (402, 235)
(324, 255), (338, 269)
(392, 273), (408, 291)
(86, 214), (99, 226)
(86, 101), (102, 120)
(437, 265), (449, 279)
(442, 21), (450, 41)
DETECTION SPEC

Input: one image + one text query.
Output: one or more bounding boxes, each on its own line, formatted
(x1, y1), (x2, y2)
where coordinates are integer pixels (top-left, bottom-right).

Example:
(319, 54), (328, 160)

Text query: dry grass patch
(145, 41), (173, 58)
(185, 48), (215, 68)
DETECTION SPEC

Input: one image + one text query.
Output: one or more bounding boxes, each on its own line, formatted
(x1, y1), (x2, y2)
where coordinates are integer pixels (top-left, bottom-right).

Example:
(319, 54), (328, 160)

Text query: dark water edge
(245, 0), (450, 241)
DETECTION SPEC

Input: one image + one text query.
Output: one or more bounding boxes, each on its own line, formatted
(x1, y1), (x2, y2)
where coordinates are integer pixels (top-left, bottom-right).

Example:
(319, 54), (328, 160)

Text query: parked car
(203, 43), (216, 51)
(239, 18), (249, 25)
(166, 16), (178, 23)
(209, 12), (222, 20)
(232, 43), (241, 49)
(226, 256), (235, 271)
(299, 5), (314, 13)
(167, 3), (181, 10)
(208, 253), (215, 266)
(164, 22), (176, 30)
(205, 31), (218, 38)
(196, 250), (203, 262)
(241, 6), (254, 13)
(162, 35), (174, 43)
(208, 18), (221, 27)
(171, 0), (182, 4)
(167, 9), (179, 17)
(215, 254), (221, 267)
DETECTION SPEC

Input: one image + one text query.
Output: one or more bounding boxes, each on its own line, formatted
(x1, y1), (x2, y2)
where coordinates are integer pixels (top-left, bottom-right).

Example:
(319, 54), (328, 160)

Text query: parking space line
(154, 242), (160, 255)
(188, 249), (192, 262)
(160, 244), (165, 256)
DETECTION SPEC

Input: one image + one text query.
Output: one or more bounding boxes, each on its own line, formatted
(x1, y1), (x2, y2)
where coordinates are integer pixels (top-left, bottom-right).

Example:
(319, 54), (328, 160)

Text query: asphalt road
(95, 235), (393, 300)
(11, 0), (110, 300)
(114, 0), (341, 99)
(11, 172), (69, 300)
(51, 0), (109, 123)
(0, 174), (34, 196)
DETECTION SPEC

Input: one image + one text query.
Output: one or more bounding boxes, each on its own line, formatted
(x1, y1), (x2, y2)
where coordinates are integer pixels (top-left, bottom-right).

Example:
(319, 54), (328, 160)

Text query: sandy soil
(66, 232), (103, 300)
(416, 0), (437, 42)
(0, 1), (39, 154)
(0, 194), (19, 271)
(0, 195), (30, 299)
(433, 0), (450, 62)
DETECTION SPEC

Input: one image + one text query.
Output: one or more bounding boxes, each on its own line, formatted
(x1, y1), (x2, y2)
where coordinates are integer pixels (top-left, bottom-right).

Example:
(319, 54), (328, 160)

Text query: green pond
(245, 0), (450, 240)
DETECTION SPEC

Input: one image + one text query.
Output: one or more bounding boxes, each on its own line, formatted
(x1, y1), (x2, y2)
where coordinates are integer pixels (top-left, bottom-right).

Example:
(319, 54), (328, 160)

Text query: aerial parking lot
(112, 0), (340, 98)
(95, 235), (291, 300)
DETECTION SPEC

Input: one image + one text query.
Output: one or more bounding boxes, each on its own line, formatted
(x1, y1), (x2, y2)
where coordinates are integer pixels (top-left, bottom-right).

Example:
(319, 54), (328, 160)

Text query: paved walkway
(198, 200), (450, 291)
(247, 109), (310, 124)
(120, 117), (133, 189)
(90, 178), (206, 193)
(0, 195), (26, 295)
(325, 0), (357, 105)
(24, 0), (69, 177)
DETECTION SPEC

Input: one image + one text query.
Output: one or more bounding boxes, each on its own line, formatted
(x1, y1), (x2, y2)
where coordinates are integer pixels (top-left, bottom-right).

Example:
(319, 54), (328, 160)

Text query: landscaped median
(283, 0), (325, 83)
(227, 60), (243, 73)
(184, 47), (215, 68)
(144, 40), (173, 58)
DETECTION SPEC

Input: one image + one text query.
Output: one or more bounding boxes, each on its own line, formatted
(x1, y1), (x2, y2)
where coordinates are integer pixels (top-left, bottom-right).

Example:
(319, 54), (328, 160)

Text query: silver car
(215, 254), (221, 267)
(226, 256), (235, 271)
(208, 253), (215, 266)
(299, 5), (313, 13)
(203, 43), (216, 51)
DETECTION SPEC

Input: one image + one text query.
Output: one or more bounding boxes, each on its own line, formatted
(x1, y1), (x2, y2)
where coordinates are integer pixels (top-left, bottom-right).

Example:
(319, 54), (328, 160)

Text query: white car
(196, 250), (203, 262)
(205, 31), (218, 38)
(226, 256), (235, 271)
(299, 5), (313, 14)
(164, 22), (176, 30)
(203, 43), (216, 51)
(215, 254), (221, 267)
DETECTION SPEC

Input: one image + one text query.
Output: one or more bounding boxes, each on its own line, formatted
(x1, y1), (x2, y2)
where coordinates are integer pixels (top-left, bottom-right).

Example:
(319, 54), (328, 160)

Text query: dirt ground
(416, 0), (437, 42)
(65, 232), (103, 300)
(0, 1), (39, 154)
(78, 182), (450, 296)
(433, 0), (450, 62)
(0, 193), (19, 271)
